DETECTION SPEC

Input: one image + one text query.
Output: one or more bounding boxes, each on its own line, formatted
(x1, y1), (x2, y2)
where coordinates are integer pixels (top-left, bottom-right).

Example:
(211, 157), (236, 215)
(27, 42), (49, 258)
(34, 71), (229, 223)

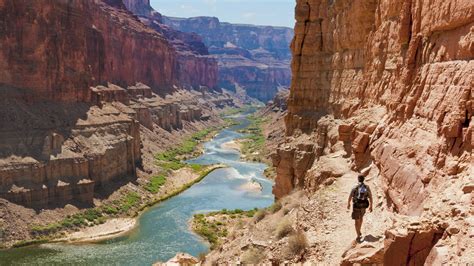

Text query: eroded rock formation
(122, 0), (218, 90)
(0, 0), (181, 101)
(163, 16), (293, 102)
(271, 0), (473, 264)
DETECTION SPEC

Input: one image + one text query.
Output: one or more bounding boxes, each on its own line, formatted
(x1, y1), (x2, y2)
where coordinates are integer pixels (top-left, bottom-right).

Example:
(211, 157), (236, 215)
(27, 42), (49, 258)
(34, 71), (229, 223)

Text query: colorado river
(0, 113), (274, 265)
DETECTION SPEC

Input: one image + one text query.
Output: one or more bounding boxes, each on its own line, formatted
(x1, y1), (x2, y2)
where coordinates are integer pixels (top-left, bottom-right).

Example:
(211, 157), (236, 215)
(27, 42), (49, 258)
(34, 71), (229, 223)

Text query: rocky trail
(204, 152), (391, 264)
(298, 163), (390, 264)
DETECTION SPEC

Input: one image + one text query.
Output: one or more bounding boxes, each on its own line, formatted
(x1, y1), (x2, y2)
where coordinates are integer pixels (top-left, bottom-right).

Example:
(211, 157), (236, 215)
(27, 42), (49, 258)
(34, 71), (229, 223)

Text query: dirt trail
(297, 163), (390, 264)
(204, 155), (393, 264)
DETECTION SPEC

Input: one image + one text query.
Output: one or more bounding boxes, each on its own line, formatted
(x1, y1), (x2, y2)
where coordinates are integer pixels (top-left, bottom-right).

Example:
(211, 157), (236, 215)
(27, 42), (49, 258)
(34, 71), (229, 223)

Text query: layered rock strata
(163, 16), (293, 102)
(0, 82), (236, 209)
(122, 0), (218, 90)
(271, 0), (473, 264)
(0, 96), (141, 208)
(0, 0), (182, 101)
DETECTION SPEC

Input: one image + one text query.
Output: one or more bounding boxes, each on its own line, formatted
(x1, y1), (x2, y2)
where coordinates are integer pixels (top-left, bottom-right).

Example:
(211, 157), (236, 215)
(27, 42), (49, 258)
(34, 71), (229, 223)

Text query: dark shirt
(350, 182), (372, 202)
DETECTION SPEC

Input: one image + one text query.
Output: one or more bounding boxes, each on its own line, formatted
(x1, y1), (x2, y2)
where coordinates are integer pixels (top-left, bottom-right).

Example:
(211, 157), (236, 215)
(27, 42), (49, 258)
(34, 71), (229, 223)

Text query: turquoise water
(0, 114), (274, 265)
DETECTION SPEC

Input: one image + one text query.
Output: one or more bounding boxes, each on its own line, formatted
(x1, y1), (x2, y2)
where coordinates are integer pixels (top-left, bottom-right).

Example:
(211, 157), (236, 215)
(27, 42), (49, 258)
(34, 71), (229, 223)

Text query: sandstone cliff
(162, 16), (293, 102)
(122, 0), (219, 90)
(206, 0), (473, 264)
(278, 0), (473, 264)
(0, 0), (180, 101)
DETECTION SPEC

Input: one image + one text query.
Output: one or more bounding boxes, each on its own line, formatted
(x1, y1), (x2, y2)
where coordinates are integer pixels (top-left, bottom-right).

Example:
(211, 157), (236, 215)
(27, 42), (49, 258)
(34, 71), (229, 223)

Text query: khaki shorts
(352, 208), (366, 220)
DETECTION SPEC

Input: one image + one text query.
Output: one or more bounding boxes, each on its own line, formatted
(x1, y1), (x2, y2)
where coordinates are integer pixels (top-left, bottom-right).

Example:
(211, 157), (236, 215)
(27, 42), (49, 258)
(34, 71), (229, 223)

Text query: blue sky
(151, 0), (295, 28)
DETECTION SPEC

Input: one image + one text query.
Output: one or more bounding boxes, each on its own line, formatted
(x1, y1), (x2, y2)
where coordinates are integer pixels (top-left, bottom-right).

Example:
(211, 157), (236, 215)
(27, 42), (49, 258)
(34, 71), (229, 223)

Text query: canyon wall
(122, 0), (219, 90)
(163, 16), (293, 102)
(272, 0), (472, 264)
(0, 0), (179, 101)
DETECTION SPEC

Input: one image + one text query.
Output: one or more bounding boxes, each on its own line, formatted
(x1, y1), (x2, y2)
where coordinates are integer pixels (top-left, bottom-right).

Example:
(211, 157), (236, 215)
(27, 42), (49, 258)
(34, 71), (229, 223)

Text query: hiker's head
(358, 175), (365, 183)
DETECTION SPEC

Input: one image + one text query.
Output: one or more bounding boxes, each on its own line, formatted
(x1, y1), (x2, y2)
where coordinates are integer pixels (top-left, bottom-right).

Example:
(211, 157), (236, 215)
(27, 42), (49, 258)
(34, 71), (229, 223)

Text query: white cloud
(242, 12), (256, 19)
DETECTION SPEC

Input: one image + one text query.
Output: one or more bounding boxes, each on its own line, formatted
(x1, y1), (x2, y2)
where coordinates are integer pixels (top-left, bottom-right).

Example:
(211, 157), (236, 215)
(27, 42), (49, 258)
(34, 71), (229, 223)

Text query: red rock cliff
(163, 16), (293, 102)
(0, 0), (177, 101)
(274, 0), (472, 264)
(122, 0), (219, 90)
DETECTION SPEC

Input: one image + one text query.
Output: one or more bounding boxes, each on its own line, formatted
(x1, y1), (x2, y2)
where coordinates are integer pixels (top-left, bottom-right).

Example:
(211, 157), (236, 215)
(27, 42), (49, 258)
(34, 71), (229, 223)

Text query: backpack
(354, 183), (369, 208)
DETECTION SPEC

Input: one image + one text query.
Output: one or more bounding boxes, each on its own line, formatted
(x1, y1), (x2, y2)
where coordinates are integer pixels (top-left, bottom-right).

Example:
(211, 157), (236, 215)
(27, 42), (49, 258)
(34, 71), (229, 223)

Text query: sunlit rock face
(122, 0), (219, 91)
(272, 0), (472, 264)
(0, 0), (182, 101)
(162, 16), (294, 102)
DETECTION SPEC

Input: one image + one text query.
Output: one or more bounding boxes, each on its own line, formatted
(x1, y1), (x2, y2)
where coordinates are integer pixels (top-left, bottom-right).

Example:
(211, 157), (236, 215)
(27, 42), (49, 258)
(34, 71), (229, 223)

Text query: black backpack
(354, 183), (369, 208)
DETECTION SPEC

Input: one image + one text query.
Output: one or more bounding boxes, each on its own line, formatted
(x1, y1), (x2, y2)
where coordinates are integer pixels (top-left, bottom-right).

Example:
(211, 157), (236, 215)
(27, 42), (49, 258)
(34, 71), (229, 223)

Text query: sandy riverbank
(221, 140), (241, 151)
(58, 218), (137, 243)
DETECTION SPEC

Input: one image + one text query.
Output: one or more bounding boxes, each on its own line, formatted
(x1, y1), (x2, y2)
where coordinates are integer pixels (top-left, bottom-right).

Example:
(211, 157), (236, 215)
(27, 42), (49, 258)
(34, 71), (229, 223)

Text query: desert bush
(268, 201), (282, 213)
(287, 230), (308, 255)
(275, 219), (294, 239)
(254, 209), (266, 222)
(241, 247), (265, 264)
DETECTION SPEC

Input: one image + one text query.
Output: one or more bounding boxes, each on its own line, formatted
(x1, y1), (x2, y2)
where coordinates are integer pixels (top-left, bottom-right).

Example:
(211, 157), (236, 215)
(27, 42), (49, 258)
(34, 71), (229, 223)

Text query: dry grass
(268, 201), (282, 213)
(275, 219), (294, 239)
(287, 230), (308, 256)
(241, 247), (265, 264)
(254, 209), (266, 222)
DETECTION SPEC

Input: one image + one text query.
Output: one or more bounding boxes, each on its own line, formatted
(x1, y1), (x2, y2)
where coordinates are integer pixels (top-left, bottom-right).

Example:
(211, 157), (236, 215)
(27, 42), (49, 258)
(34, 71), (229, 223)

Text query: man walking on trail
(347, 175), (373, 241)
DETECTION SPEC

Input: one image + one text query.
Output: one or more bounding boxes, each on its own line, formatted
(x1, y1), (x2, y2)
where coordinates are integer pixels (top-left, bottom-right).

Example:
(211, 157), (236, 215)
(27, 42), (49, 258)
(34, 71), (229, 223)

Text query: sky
(151, 0), (295, 28)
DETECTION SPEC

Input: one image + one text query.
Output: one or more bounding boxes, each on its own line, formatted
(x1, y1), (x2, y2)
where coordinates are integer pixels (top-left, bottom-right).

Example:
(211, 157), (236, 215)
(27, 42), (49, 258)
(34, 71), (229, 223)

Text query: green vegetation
(239, 115), (268, 162)
(192, 208), (258, 249)
(145, 175), (167, 193)
(12, 238), (50, 248)
(120, 192), (141, 213)
(220, 106), (251, 117)
(193, 214), (225, 249)
(207, 208), (258, 217)
(30, 208), (106, 236)
(189, 164), (204, 173)
(154, 129), (213, 172)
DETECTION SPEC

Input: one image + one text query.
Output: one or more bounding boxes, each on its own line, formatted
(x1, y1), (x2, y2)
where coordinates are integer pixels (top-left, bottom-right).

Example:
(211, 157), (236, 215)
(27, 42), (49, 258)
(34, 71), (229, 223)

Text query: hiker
(347, 175), (373, 241)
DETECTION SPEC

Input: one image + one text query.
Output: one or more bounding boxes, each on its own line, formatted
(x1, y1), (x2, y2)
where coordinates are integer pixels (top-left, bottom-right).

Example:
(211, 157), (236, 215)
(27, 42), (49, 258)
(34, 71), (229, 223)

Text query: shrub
(120, 192), (141, 212)
(275, 219), (294, 239)
(189, 164), (204, 172)
(83, 209), (102, 222)
(241, 247), (265, 264)
(145, 175), (167, 193)
(30, 223), (61, 235)
(102, 206), (119, 215)
(268, 201), (282, 213)
(254, 209), (266, 222)
(288, 230), (308, 255)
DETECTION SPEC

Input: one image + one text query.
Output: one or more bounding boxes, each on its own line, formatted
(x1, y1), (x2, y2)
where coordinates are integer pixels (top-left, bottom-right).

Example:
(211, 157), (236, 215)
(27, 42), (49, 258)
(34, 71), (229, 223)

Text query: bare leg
(355, 219), (362, 238)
